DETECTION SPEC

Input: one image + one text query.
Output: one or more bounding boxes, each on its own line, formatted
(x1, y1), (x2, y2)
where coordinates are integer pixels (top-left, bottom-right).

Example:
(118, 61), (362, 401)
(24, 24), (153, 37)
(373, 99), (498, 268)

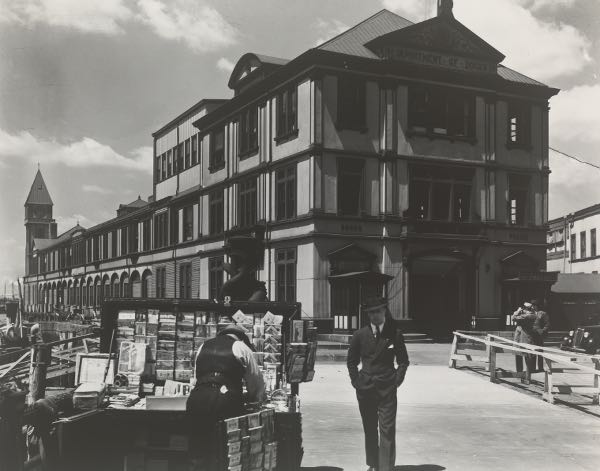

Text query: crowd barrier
(449, 331), (600, 405)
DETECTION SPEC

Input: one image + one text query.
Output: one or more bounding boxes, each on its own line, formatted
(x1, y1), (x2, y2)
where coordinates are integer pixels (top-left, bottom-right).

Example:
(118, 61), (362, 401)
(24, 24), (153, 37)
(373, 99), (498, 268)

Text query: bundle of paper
(73, 382), (106, 411)
(286, 343), (308, 383)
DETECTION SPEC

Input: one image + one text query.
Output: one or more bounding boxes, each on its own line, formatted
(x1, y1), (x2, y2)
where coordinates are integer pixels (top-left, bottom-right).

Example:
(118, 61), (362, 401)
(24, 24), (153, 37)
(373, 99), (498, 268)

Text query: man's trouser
(356, 387), (397, 471)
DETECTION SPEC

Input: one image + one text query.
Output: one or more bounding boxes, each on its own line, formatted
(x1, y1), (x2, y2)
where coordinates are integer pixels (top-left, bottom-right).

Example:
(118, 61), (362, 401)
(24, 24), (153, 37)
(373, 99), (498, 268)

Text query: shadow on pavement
(394, 466), (446, 471)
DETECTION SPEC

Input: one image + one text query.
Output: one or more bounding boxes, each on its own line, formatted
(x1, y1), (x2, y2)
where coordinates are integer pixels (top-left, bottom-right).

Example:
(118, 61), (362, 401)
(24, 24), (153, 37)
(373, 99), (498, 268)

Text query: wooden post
(484, 335), (491, 372)
(543, 358), (554, 404)
(448, 333), (458, 368)
(489, 345), (497, 383)
(593, 358), (600, 406)
(28, 344), (51, 405)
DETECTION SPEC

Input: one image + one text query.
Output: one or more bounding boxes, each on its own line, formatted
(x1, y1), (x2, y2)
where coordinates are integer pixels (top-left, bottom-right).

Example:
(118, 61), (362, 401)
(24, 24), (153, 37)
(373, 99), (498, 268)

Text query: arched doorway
(409, 251), (472, 338)
(141, 270), (152, 298)
(130, 271), (141, 298)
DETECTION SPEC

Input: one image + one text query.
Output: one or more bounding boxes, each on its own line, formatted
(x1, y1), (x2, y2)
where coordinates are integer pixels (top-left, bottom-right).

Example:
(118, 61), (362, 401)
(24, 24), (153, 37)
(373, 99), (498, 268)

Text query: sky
(0, 0), (599, 288)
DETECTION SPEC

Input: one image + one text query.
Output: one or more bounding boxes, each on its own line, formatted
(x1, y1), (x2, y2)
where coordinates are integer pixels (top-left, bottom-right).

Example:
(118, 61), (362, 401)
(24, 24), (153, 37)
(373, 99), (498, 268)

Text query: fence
(449, 330), (600, 405)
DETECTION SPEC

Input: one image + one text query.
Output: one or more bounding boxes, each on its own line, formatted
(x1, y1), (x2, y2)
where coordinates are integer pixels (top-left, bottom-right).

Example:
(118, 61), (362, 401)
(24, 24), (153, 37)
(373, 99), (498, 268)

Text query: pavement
(298, 343), (600, 471)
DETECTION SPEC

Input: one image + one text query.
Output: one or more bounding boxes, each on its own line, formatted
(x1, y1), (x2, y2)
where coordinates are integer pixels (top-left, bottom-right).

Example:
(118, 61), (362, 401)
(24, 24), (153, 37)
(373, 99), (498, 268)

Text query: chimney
(437, 0), (454, 18)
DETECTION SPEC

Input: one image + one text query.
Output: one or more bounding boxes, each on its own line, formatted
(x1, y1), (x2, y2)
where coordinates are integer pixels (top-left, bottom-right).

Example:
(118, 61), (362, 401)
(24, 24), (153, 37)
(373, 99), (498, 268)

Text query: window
(154, 212), (169, 249)
(507, 101), (531, 147)
(571, 234), (577, 261)
(110, 231), (117, 258)
(184, 139), (191, 169)
(191, 135), (198, 166)
(176, 143), (183, 173)
(179, 263), (192, 299)
(276, 86), (298, 140)
(129, 223), (139, 253)
(120, 227), (128, 256)
(171, 209), (179, 245)
(210, 128), (225, 171)
(276, 248), (296, 302)
(156, 155), (162, 182)
(102, 233), (109, 260)
(337, 159), (364, 216)
(408, 86), (474, 139)
(92, 235), (100, 261)
(508, 174), (530, 226)
(591, 229), (597, 257)
(155, 267), (167, 298)
(209, 189), (224, 235)
(239, 106), (259, 157)
(276, 165), (297, 221)
(167, 150), (173, 178)
(142, 219), (151, 251)
(580, 232), (587, 259)
(410, 166), (473, 222)
(337, 76), (366, 130)
(238, 177), (257, 228)
(162, 154), (167, 180)
(209, 257), (223, 301)
(182, 205), (194, 241)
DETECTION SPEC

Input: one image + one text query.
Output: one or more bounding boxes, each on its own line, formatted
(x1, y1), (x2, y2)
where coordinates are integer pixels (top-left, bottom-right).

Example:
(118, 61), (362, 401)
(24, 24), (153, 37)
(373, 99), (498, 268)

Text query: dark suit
(347, 319), (410, 471)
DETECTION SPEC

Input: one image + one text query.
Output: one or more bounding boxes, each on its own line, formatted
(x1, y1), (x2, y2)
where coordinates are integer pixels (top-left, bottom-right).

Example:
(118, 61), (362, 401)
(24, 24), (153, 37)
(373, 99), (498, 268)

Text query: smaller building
(547, 203), (600, 328)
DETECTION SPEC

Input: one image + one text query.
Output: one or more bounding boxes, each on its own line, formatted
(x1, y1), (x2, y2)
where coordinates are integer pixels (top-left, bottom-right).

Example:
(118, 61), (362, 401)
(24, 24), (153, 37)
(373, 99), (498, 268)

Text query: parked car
(561, 323), (600, 354)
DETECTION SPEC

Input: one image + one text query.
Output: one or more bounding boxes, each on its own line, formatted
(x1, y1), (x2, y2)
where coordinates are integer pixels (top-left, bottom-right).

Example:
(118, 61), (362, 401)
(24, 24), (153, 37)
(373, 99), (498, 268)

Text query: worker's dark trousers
(356, 388), (397, 471)
(186, 384), (244, 471)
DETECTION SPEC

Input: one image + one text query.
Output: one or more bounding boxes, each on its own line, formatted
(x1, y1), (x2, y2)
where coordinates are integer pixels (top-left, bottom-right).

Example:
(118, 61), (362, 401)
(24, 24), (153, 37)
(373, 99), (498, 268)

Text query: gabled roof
(497, 65), (545, 87)
(318, 9), (413, 59)
(119, 195), (148, 210)
(365, 14), (505, 63)
(33, 224), (86, 252)
(228, 53), (289, 90)
(25, 169), (53, 206)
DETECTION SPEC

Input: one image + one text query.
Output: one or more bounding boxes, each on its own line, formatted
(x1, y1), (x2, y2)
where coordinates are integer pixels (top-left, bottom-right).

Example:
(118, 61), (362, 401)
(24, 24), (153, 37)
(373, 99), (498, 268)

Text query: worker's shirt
(193, 334), (266, 403)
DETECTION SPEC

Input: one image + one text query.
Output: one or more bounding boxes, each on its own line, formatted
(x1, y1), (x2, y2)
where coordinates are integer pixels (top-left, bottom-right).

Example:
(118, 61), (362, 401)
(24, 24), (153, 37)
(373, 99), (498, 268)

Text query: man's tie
(375, 324), (381, 340)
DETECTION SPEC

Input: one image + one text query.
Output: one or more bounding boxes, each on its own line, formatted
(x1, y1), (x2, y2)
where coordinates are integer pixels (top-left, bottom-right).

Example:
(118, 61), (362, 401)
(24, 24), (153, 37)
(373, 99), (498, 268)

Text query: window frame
(507, 101), (532, 149)
(337, 158), (365, 217)
(179, 263), (192, 299)
(208, 256), (224, 302)
(337, 75), (366, 131)
(580, 231), (587, 259)
(239, 105), (259, 158)
(238, 177), (257, 228)
(275, 164), (297, 221)
(209, 188), (224, 235)
(591, 229), (597, 258)
(275, 247), (297, 303)
(209, 127), (225, 172)
(275, 85), (298, 142)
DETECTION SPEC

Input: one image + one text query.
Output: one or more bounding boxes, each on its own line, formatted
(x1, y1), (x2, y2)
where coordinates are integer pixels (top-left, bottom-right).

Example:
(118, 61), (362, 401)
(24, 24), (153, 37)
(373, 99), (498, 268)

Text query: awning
(503, 271), (559, 284)
(328, 271), (394, 283)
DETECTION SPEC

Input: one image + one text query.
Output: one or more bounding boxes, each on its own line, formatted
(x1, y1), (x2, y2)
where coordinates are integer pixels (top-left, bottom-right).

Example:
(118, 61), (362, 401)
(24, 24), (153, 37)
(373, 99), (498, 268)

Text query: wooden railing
(449, 330), (600, 405)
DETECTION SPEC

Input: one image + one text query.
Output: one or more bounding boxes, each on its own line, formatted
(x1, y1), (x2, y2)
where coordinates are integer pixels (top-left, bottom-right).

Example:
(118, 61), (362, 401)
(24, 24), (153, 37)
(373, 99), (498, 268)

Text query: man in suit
(347, 297), (410, 471)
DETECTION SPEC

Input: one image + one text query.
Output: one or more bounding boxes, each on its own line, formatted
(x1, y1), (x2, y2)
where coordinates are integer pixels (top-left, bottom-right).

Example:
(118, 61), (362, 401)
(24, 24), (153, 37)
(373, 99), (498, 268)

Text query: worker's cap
(362, 296), (388, 314)
(523, 302), (533, 309)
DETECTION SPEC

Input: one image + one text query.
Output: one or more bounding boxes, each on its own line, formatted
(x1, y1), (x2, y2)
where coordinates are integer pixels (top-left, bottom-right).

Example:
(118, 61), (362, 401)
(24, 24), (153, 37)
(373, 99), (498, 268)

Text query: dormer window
(239, 105), (259, 158)
(209, 127), (225, 171)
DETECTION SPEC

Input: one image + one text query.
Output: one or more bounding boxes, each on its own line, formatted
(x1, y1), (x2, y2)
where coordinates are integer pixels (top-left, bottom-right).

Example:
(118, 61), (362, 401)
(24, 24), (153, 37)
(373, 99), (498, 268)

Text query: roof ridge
(498, 64), (544, 86)
(317, 9), (407, 49)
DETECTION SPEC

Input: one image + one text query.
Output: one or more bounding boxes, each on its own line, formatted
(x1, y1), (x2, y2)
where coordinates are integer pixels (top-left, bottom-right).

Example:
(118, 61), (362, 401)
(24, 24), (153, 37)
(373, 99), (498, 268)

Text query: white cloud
(0, 0), (238, 53)
(136, 0), (237, 53)
(82, 184), (111, 194)
(517, 0), (578, 11)
(382, 0), (592, 82)
(550, 84), (600, 144)
(0, 128), (152, 173)
(217, 57), (235, 73)
(0, 0), (133, 34)
(314, 18), (349, 46)
(382, 0), (435, 21)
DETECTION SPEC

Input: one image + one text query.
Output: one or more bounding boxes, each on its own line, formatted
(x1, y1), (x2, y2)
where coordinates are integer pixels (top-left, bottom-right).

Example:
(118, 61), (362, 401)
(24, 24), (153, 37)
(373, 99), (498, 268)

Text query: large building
(23, 2), (559, 335)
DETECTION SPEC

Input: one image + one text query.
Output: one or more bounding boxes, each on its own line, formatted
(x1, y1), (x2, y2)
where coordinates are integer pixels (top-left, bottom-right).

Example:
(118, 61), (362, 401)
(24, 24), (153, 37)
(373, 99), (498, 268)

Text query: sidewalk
(299, 362), (600, 471)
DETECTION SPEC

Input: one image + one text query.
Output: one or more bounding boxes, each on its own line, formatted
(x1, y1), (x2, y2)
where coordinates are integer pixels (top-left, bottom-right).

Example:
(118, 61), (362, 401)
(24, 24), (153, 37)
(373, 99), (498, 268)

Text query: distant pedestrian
(346, 297), (410, 471)
(530, 299), (550, 371)
(512, 302), (537, 373)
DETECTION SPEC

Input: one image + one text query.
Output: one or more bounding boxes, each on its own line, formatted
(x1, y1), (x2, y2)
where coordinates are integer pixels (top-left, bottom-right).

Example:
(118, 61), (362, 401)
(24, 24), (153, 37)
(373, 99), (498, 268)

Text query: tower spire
(437, 0), (454, 18)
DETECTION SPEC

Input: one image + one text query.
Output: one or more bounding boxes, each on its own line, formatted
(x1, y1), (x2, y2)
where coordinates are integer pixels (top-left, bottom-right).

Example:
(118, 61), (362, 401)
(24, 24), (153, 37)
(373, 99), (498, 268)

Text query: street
(299, 344), (600, 471)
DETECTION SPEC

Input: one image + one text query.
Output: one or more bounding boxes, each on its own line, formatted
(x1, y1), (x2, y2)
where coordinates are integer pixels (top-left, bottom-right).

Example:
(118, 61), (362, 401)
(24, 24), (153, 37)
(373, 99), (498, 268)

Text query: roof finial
(37, 162), (40, 170)
(437, 0), (454, 18)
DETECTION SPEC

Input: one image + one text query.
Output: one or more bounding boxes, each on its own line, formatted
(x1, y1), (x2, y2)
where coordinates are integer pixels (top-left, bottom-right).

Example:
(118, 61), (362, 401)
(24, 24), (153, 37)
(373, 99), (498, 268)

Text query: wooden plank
(552, 386), (600, 394)
(449, 334), (458, 368)
(450, 354), (489, 363)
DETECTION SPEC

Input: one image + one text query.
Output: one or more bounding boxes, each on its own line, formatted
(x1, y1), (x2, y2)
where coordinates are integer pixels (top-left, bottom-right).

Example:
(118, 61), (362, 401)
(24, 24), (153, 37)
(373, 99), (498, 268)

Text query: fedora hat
(362, 296), (388, 313)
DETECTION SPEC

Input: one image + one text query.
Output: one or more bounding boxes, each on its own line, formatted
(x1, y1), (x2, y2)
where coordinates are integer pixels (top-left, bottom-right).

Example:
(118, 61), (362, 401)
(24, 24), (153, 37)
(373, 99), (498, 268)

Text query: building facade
(23, 4), (558, 334)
